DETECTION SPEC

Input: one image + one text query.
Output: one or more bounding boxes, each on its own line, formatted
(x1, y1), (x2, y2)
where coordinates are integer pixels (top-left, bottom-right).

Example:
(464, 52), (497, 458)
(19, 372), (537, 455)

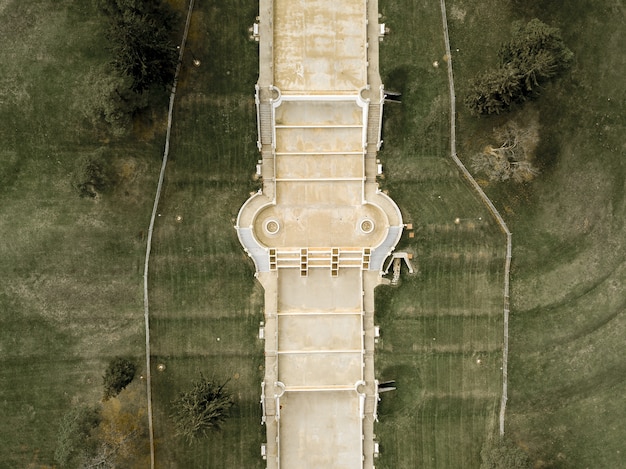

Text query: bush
(481, 437), (532, 469)
(72, 150), (114, 198)
(103, 357), (137, 400)
(171, 375), (233, 444)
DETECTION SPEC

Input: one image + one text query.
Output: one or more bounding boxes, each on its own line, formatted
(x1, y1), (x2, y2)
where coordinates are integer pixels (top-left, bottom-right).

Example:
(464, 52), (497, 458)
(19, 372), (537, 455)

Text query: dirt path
(438, 0), (512, 437)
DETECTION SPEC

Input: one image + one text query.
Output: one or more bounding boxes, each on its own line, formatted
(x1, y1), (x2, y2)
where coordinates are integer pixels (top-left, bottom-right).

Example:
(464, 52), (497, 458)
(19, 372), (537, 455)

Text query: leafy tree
(98, 0), (179, 93)
(74, 66), (149, 137)
(78, 0), (180, 136)
(465, 66), (524, 116)
(109, 13), (178, 93)
(471, 118), (540, 183)
(481, 437), (532, 469)
(171, 375), (233, 443)
(54, 405), (101, 468)
(84, 382), (149, 468)
(465, 19), (573, 115)
(500, 18), (573, 87)
(103, 357), (137, 400)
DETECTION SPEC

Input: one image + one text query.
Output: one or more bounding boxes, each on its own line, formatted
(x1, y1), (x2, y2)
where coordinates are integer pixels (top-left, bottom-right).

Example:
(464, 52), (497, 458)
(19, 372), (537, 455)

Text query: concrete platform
(277, 269), (362, 312)
(273, 0), (367, 92)
(278, 392), (363, 469)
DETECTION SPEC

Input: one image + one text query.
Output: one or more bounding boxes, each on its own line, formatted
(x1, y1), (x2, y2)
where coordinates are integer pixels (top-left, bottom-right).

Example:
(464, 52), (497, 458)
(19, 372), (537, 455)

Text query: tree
(481, 437), (532, 469)
(170, 375), (233, 444)
(471, 118), (540, 183)
(465, 19), (573, 115)
(55, 405), (101, 468)
(98, 0), (179, 93)
(84, 382), (150, 468)
(74, 66), (149, 137)
(103, 357), (137, 400)
(499, 19), (573, 87)
(55, 382), (149, 469)
(465, 66), (524, 116)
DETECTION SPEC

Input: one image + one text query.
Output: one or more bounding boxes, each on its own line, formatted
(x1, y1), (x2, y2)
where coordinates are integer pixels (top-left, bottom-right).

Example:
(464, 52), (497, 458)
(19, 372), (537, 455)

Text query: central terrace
(237, 0), (403, 467)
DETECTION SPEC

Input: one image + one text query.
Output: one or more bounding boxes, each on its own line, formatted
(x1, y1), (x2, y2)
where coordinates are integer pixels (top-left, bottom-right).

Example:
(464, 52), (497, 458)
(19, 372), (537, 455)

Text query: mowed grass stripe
(447, 0), (626, 465)
(374, 0), (505, 466)
(376, 395), (499, 468)
(146, 0), (263, 466)
(383, 317), (501, 352)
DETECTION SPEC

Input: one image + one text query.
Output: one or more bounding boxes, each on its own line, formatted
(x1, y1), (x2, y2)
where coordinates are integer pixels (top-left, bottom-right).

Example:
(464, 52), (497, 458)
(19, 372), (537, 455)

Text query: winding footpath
(439, 0), (512, 436)
(142, 1), (196, 468)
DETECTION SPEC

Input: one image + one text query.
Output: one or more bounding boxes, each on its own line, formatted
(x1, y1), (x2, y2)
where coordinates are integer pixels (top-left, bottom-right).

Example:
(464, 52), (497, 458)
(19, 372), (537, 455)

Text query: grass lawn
(0, 0), (263, 466)
(373, 1), (506, 467)
(146, 0), (266, 467)
(448, 0), (626, 467)
(0, 1), (161, 466)
(2, 0), (622, 467)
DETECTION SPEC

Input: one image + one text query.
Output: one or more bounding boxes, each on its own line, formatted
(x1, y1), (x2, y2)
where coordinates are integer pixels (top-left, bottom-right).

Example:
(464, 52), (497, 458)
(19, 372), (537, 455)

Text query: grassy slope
(449, 0), (626, 467)
(3, 0), (621, 468)
(374, 1), (505, 467)
(0, 1), (160, 466)
(147, 0), (266, 467)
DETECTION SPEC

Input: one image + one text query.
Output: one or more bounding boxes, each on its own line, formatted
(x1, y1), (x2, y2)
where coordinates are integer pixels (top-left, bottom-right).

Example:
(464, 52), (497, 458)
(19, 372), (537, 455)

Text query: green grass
(3, 0), (622, 467)
(146, 1), (265, 467)
(448, 0), (626, 467)
(0, 1), (162, 466)
(0, 0), (264, 466)
(373, 1), (506, 467)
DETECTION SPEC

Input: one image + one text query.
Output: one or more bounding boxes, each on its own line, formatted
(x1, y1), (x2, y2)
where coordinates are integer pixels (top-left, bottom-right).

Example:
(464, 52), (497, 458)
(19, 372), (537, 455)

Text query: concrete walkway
(237, 0), (402, 467)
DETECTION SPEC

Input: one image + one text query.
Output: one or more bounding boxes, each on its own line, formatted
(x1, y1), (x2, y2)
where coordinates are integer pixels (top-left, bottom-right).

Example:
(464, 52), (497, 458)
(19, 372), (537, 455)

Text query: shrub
(481, 437), (532, 469)
(103, 357), (137, 400)
(72, 150), (114, 198)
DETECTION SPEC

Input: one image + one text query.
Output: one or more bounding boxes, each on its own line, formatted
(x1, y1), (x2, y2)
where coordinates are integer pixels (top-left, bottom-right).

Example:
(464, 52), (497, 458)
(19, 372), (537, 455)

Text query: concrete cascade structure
(236, 0), (403, 467)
